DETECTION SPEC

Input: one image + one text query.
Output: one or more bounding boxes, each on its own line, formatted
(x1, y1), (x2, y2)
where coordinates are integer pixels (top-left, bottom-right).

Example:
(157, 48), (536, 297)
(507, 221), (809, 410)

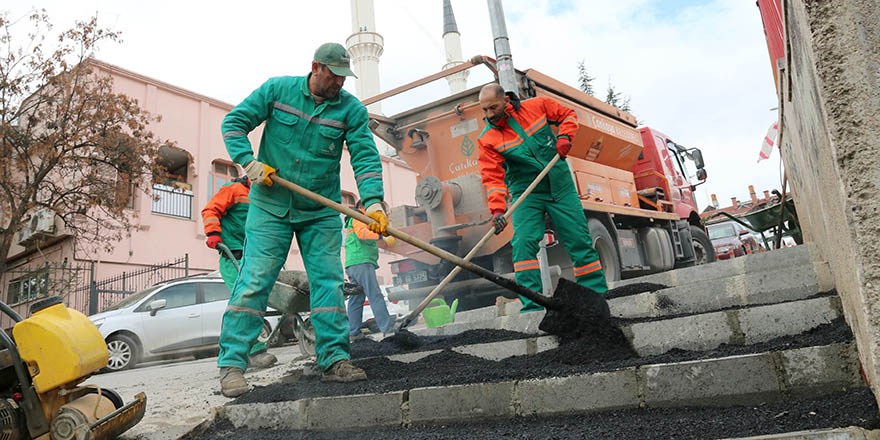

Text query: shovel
(393, 154), (561, 333)
(269, 160), (612, 342)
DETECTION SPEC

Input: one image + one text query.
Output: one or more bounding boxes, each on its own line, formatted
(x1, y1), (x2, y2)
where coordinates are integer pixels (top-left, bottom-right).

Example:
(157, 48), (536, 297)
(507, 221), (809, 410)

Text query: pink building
(1, 59), (417, 318)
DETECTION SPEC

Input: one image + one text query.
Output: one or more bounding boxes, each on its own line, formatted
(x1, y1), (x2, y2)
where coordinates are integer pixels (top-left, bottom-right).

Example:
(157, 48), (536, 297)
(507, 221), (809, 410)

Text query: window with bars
(8, 270), (49, 305)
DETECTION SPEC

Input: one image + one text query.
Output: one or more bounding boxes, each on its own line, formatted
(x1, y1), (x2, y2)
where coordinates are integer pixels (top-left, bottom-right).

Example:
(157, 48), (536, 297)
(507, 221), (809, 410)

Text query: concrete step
(416, 263), (834, 339)
(395, 296), (842, 360)
(216, 342), (862, 432)
(609, 243), (819, 289)
(725, 427), (880, 440)
(448, 258), (832, 328)
(611, 261), (833, 319)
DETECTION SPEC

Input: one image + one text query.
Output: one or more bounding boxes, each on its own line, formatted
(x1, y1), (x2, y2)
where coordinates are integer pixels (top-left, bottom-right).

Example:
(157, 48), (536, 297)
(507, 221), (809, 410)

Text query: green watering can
(421, 298), (458, 328)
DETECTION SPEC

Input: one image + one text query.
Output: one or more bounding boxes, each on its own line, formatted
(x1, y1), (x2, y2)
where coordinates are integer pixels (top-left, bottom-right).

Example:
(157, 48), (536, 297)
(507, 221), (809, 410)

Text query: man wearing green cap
(217, 42), (390, 397)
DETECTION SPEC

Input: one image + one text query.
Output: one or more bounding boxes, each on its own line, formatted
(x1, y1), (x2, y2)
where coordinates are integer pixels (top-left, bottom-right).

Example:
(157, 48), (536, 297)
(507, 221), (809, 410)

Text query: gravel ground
(231, 317), (853, 404)
(191, 387), (879, 440)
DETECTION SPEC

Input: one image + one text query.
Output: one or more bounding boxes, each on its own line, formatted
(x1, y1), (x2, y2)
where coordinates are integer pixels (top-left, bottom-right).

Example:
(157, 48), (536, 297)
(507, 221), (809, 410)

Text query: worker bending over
(476, 83), (608, 313)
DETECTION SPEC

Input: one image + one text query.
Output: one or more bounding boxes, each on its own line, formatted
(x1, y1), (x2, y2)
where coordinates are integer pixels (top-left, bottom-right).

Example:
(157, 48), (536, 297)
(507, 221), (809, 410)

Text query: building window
(341, 191), (356, 208)
(209, 161), (240, 197)
(153, 146), (193, 219)
(8, 269), (49, 305)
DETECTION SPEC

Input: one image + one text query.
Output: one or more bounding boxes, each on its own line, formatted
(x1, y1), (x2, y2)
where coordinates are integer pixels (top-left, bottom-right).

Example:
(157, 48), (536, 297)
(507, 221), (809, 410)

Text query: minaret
(442, 0), (469, 94)
(346, 0), (384, 114)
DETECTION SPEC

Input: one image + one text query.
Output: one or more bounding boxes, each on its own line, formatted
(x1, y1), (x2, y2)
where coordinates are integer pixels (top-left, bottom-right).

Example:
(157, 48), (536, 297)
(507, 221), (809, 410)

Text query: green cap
(314, 43), (357, 78)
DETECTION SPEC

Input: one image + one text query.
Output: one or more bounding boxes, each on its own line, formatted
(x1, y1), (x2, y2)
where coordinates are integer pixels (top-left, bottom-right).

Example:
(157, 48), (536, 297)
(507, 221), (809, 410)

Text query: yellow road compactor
(0, 296), (145, 440)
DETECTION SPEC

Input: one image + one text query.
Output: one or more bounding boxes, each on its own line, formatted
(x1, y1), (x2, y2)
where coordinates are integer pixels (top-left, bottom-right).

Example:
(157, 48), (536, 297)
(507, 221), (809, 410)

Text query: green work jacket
(221, 74), (384, 221)
(343, 217), (379, 268)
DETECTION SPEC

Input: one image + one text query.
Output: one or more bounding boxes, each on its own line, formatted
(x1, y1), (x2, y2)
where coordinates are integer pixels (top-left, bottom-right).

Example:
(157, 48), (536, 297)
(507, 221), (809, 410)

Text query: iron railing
(88, 254), (190, 314)
(151, 183), (193, 219)
(0, 254), (193, 327)
(1, 261), (91, 327)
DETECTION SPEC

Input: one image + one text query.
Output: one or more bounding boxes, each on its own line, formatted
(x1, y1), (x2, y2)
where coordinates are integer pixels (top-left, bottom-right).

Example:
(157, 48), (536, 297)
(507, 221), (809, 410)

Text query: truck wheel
(105, 334), (139, 371)
(588, 218), (621, 282)
(690, 225), (716, 265)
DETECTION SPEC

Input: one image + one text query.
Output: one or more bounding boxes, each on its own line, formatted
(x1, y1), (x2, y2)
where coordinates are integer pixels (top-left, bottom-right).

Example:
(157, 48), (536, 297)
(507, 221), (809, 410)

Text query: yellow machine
(0, 296), (145, 440)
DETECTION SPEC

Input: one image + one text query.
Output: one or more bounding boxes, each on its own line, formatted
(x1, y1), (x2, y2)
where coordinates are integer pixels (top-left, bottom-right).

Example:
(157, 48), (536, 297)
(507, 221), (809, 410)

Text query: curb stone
(219, 343), (860, 432)
(722, 427), (880, 440)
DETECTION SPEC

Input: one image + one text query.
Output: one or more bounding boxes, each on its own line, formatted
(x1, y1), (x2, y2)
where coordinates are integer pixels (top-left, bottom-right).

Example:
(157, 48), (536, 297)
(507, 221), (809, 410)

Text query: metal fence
(88, 254), (190, 314)
(1, 261), (92, 328)
(151, 183), (193, 219)
(0, 254), (191, 328)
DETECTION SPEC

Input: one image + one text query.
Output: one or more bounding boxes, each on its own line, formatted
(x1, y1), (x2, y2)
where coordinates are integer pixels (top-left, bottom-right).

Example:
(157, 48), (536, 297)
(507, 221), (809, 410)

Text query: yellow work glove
(383, 236), (398, 247)
(365, 203), (389, 236)
(244, 160), (276, 186)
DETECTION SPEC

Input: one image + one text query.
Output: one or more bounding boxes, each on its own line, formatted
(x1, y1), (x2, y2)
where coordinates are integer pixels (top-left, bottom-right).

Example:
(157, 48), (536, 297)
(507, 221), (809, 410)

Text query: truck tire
(689, 225), (715, 265)
(588, 218), (621, 282)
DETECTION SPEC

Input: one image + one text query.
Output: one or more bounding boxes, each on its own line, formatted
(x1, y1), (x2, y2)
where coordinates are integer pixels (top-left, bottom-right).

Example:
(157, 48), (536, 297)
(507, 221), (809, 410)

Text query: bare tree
(0, 10), (168, 277)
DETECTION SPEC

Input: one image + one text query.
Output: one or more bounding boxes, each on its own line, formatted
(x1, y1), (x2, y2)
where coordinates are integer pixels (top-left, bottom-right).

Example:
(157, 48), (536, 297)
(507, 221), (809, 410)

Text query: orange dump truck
(367, 57), (714, 308)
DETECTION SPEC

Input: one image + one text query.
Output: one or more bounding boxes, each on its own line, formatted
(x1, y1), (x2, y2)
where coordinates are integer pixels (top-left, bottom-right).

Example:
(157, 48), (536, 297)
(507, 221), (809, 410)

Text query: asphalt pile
(386, 281), (667, 350)
(352, 329), (529, 359)
(195, 387), (879, 440)
(232, 317), (852, 404)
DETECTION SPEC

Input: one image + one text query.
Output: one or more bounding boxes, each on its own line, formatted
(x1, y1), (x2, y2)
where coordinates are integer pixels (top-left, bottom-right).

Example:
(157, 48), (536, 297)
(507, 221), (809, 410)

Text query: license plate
(400, 271), (428, 285)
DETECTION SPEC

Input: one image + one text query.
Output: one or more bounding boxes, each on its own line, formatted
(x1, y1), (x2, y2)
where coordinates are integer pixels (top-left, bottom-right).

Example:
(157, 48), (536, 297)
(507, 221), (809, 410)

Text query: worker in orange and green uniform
(217, 42), (389, 397)
(201, 176), (277, 369)
(476, 83), (608, 313)
(344, 201), (397, 339)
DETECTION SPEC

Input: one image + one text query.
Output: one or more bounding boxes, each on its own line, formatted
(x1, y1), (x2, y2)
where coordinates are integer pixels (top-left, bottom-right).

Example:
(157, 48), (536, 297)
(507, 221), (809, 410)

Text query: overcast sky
(4, 0), (783, 210)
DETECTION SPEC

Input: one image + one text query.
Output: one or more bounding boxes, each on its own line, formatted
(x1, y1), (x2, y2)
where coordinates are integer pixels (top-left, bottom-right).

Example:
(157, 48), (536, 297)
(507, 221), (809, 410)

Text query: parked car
(88, 272), (280, 371)
(707, 222), (761, 260)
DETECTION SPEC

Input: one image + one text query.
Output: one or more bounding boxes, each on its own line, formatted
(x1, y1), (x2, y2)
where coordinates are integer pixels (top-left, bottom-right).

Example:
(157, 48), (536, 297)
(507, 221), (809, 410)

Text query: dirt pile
(354, 329), (530, 359)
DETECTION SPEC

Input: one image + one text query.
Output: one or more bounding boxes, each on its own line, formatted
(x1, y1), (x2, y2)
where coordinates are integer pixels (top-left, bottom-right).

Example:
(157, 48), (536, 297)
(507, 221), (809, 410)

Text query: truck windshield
(708, 224), (737, 239)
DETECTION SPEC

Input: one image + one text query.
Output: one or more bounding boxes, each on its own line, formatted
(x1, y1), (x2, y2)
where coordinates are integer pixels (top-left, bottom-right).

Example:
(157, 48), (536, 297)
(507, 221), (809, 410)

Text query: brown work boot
(321, 359), (367, 382)
(219, 367), (249, 397)
(249, 350), (277, 369)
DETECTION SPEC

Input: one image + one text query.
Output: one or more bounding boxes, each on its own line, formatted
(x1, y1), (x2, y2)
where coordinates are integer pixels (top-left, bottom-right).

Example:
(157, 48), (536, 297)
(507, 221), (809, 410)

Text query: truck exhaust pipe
(487, 0), (518, 95)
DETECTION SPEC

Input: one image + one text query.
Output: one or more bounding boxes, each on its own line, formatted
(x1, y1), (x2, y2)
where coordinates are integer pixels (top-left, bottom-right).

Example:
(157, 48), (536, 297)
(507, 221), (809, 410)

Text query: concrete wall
(779, 0), (880, 402)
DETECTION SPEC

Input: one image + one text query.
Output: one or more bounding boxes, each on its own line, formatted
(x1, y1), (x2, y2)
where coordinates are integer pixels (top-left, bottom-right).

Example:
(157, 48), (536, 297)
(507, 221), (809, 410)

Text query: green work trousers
(218, 206), (349, 371)
(511, 189), (608, 313)
(218, 256), (268, 357)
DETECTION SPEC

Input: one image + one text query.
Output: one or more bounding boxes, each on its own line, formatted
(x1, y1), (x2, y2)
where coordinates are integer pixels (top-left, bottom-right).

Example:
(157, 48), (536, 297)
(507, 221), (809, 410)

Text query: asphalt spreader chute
(269, 174), (618, 348)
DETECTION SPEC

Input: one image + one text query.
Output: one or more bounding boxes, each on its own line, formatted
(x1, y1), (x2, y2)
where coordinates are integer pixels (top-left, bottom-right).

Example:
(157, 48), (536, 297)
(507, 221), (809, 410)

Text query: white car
(89, 272), (280, 371)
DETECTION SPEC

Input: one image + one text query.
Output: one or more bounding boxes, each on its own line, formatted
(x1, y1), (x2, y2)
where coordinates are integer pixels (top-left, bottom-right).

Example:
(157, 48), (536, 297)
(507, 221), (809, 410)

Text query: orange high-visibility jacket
(476, 97), (578, 214)
(201, 177), (250, 251)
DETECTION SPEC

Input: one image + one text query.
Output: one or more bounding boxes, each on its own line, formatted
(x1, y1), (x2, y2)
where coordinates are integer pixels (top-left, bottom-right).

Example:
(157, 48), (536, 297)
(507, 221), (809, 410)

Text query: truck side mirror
(696, 168), (707, 181)
(691, 149), (705, 169)
(149, 299), (167, 316)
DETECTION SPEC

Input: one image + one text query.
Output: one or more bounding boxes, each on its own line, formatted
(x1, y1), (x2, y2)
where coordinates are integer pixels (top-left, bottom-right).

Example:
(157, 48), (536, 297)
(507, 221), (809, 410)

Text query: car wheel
(588, 218), (621, 283)
(689, 225), (716, 265)
(105, 334), (139, 371)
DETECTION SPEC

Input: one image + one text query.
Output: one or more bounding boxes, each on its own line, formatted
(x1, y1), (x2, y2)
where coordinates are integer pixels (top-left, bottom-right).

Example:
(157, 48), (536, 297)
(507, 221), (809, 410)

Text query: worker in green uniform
(476, 83), (608, 313)
(217, 43), (389, 397)
(201, 176), (277, 369)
